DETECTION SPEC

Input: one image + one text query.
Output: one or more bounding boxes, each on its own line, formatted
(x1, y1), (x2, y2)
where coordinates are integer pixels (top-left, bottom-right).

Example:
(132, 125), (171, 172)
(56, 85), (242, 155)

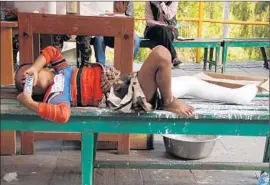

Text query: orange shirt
(38, 46), (103, 123)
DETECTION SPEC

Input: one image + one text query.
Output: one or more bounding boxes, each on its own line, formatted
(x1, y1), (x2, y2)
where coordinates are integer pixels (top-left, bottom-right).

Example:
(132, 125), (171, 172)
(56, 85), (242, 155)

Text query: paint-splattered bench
(1, 85), (269, 185)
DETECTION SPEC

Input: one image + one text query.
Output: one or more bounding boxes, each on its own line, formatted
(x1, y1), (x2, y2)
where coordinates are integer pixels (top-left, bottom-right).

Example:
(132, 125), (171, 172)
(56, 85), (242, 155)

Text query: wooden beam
(19, 13), (132, 37)
(0, 22), (17, 155)
(117, 134), (130, 154)
(18, 14), (35, 154)
(21, 132), (34, 155)
(114, 18), (134, 73)
(1, 27), (14, 84)
(0, 131), (16, 155)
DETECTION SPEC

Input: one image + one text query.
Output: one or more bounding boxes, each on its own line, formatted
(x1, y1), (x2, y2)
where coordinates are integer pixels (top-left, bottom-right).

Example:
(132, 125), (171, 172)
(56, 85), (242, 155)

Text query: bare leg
(137, 46), (194, 117)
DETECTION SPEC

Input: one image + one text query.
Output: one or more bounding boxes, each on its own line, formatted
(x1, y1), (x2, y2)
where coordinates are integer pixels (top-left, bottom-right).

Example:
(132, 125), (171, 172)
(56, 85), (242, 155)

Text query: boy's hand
(17, 91), (33, 105)
(167, 25), (176, 31)
(24, 66), (38, 86)
(17, 91), (39, 113)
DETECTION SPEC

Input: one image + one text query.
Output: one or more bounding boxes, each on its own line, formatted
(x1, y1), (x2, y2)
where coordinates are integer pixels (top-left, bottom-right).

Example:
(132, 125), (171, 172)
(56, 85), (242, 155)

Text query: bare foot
(163, 97), (195, 117)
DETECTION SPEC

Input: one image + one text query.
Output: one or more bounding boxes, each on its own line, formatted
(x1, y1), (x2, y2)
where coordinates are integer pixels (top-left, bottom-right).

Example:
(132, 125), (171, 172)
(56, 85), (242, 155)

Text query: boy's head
(15, 64), (55, 95)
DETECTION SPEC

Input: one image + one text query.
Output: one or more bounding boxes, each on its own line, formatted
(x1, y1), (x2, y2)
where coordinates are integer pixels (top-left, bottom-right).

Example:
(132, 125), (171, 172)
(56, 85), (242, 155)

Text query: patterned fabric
(107, 73), (162, 113)
(100, 65), (122, 94)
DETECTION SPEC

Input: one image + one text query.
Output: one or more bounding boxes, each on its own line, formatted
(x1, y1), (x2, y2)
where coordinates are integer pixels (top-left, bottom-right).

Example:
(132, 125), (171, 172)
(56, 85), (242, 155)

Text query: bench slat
(1, 114), (268, 136)
(95, 160), (269, 171)
(1, 99), (269, 121)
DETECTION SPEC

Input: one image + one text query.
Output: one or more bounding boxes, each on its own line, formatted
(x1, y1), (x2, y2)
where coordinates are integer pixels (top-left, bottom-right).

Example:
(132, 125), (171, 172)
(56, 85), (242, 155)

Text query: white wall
(14, 2), (113, 15)
(80, 2), (113, 16)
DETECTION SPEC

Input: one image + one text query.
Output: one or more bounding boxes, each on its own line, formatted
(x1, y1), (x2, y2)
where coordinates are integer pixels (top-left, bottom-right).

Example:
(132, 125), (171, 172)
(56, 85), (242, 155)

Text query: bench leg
(209, 48), (214, 70)
(215, 47), (220, 73)
(261, 137), (270, 174)
(203, 48), (208, 70)
(21, 132), (34, 155)
(1, 27), (14, 84)
(260, 47), (269, 69)
(81, 131), (95, 185)
(117, 134), (130, 154)
(0, 131), (16, 155)
(222, 44), (228, 73)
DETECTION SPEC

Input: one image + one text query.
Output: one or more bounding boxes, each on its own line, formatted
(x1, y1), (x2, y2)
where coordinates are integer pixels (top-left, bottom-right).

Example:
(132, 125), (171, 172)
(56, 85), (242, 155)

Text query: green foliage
(110, 2), (269, 63)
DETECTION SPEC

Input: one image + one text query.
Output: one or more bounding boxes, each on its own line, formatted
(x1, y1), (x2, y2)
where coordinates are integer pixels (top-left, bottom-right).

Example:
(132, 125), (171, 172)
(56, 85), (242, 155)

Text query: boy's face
(15, 65), (55, 95)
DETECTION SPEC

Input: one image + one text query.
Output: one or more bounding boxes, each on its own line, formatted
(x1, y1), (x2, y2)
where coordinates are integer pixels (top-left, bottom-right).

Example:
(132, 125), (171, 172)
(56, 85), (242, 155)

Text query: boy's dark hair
(14, 63), (32, 92)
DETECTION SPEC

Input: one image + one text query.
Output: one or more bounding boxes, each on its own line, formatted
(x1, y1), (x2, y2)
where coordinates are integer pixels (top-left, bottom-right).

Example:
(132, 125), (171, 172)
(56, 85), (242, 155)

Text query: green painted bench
(140, 38), (222, 72)
(222, 38), (270, 72)
(1, 85), (269, 185)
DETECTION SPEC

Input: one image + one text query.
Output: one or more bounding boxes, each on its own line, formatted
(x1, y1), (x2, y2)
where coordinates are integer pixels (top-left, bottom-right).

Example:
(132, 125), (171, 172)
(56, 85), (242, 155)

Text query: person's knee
(151, 45), (171, 65)
(134, 34), (140, 47)
(93, 36), (104, 45)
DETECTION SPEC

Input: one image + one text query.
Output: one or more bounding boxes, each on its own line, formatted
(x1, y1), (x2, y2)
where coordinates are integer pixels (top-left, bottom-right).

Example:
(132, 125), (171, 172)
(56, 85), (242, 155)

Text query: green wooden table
(222, 38), (270, 72)
(1, 86), (269, 185)
(140, 38), (222, 72)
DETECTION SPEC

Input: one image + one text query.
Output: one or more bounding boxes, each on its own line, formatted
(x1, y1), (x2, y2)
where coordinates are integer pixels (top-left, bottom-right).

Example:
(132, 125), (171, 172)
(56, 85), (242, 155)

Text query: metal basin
(163, 134), (221, 160)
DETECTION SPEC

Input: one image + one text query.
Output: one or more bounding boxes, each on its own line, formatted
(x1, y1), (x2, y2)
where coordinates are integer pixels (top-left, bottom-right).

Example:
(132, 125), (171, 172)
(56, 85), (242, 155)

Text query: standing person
(144, 1), (182, 67)
(93, 1), (140, 65)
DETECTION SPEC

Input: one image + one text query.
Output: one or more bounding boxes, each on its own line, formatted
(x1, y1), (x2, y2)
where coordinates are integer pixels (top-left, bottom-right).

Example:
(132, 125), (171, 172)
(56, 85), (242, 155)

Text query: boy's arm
(41, 46), (68, 71)
(17, 91), (71, 124)
(25, 46), (68, 86)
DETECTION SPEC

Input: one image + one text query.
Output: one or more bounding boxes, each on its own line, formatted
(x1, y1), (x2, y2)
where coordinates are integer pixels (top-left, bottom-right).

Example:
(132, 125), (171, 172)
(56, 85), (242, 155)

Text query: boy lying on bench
(15, 46), (258, 123)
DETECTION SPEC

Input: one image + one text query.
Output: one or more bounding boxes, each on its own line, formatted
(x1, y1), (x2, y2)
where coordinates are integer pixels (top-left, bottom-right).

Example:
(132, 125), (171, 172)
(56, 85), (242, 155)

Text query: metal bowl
(163, 134), (221, 160)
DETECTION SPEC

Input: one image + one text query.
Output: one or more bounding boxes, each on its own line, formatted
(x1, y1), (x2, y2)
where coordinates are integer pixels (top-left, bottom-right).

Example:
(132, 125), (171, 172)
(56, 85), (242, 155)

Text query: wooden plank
(0, 24), (16, 155)
(19, 13), (131, 37)
(0, 27), (14, 85)
(18, 13), (34, 65)
(0, 21), (18, 28)
(21, 132), (34, 155)
(18, 12), (35, 155)
(117, 134), (130, 154)
(130, 134), (153, 150)
(34, 133), (118, 142)
(1, 97), (269, 121)
(34, 132), (152, 149)
(0, 131), (16, 155)
(114, 17), (134, 73)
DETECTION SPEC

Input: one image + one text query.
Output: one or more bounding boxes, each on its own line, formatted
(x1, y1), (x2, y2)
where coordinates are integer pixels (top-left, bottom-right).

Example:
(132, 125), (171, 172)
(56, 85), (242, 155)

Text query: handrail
(135, 18), (269, 26)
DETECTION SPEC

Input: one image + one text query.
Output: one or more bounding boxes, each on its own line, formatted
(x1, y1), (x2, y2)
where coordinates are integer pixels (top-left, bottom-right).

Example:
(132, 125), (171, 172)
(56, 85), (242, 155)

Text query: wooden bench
(8, 12), (135, 155)
(140, 38), (222, 72)
(1, 85), (269, 185)
(222, 38), (270, 72)
(0, 21), (18, 155)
